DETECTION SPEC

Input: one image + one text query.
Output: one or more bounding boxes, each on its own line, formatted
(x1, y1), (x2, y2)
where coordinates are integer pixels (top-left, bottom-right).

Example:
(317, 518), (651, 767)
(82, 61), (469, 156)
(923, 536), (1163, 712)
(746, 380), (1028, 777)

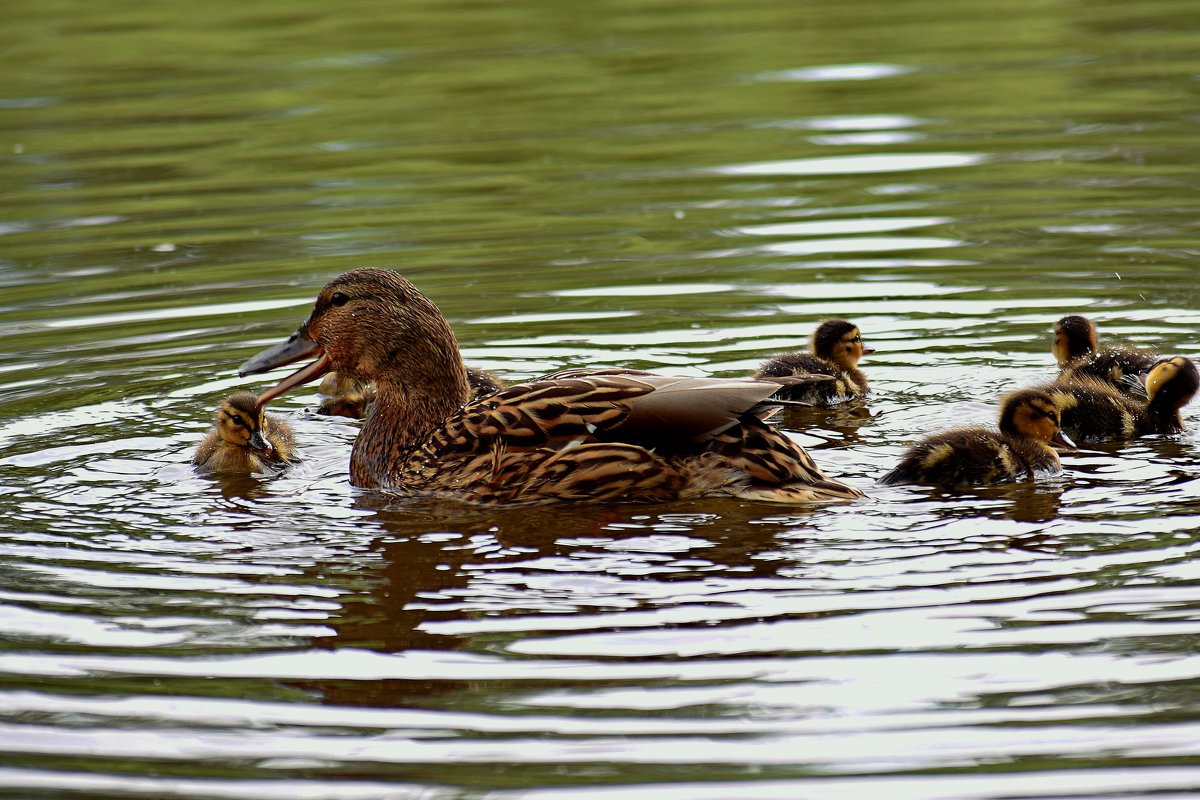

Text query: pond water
(4, 0), (1200, 797)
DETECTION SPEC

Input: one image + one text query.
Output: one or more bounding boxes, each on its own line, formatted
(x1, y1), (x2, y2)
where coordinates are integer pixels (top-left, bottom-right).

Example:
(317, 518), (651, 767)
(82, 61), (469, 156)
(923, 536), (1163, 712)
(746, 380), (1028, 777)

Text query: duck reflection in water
(295, 495), (829, 708)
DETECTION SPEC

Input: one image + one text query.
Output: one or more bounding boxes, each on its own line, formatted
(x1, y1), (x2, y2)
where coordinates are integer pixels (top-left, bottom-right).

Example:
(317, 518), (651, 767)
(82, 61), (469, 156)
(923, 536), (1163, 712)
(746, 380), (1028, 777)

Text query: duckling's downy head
(811, 319), (874, 368)
(1052, 315), (1098, 367)
(1144, 356), (1199, 410)
(999, 388), (1074, 448)
(216, 392), (272, 452)
(242, 269), (470, 407)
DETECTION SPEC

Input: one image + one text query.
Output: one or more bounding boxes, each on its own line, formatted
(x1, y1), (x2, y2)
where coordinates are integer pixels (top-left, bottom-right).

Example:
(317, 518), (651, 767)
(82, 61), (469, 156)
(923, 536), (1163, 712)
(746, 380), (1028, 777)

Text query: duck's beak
(861, 345), (877, 355)
(1051, 430), (1076, 449)
(248, 430), (273, 453)
(240, 325), (333, 406)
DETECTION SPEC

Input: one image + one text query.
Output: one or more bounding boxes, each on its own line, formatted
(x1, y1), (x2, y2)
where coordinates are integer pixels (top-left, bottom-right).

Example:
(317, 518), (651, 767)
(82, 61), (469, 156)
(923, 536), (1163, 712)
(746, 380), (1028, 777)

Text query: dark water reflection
(5, 0), (1200, 796)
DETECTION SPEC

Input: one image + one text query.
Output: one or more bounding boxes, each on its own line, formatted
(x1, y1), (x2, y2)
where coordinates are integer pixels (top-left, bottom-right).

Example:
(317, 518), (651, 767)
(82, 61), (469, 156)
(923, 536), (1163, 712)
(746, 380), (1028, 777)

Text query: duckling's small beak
(1051, 430), (1076, 449)
(861, 346), (876, 355)
(239, 325), (333, 406)
(248, 430), (272, 453)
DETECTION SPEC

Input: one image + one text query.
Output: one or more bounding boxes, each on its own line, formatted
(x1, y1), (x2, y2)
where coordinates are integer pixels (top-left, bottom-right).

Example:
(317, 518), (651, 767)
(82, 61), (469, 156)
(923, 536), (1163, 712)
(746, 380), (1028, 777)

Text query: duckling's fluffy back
(753, 353), (867, 404)
(881, 426), (1060, 487)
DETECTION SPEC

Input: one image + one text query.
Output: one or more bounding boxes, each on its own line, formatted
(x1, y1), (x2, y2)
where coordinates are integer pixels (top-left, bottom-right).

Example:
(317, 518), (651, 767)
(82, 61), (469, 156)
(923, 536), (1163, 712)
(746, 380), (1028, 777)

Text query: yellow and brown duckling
(1042, 355), (1198, 442)
(754, 319), (873, 405)
(1053, 314), (1158, 396)
(193, 392), (296, 473)
(881, 389), (1073, 487)
(239, 268), (863, 505)
(317, 366), (504, 419)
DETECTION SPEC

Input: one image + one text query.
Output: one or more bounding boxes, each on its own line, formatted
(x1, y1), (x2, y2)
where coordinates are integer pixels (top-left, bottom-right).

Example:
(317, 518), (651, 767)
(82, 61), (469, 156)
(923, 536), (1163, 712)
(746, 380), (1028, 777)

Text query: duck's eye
(330, 292), (350, 307)
(850, 335), (861, 343)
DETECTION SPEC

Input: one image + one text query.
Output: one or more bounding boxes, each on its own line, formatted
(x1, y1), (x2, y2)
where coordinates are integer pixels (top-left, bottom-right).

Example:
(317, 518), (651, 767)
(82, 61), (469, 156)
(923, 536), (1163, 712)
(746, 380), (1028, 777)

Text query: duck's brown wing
(431, 373), (787, 453)
(405, 372), (861, 504)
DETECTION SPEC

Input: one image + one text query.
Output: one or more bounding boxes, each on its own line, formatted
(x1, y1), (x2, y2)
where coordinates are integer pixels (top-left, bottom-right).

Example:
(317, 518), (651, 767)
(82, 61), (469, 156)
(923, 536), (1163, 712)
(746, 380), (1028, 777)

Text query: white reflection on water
(752, 63), (918, 82)
(716, 153), (984, 176)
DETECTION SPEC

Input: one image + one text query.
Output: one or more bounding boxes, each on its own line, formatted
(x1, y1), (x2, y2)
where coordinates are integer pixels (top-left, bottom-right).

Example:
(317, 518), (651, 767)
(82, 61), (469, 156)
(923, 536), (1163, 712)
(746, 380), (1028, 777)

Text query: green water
(4, 0), (1200, 797)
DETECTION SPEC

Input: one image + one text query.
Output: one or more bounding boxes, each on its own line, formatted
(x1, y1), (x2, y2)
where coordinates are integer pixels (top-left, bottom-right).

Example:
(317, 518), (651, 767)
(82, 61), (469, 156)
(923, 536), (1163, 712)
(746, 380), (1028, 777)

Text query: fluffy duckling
(1043, 356), (1198, 442)
(754, 319), (874, 405)
(317, 366), (504, 419)
(238, 268), (863, 505)
(1053, 315), (1158, 396)
(193, 392), (296, 473)
(882, 389), (1073, 487)
(317, 371), (375, 419)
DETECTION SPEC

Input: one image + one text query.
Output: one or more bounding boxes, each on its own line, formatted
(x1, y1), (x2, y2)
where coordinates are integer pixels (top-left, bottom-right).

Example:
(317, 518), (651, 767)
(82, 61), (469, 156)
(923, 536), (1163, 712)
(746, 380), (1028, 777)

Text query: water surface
(4, 0), (1200, 797)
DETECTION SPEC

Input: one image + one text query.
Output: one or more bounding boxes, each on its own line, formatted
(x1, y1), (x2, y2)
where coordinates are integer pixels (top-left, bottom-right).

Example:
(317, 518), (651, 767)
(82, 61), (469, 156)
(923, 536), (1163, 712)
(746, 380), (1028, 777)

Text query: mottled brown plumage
(193, 392), (296, 474)
(239, 269), (863, 505)
(1052, 315), (1158, 397)
(881, 389), (1071, 487)
(754, 319), (873, 405)
(1041, 356), (1198, 442)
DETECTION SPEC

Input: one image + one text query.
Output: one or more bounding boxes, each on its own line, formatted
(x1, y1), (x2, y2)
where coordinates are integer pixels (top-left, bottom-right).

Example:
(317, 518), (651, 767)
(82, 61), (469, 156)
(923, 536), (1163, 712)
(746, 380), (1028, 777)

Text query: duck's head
(240, 268), (467, 406)
(1052, 315), (1098, 367)
(999, 388), (1075, 448)
(1143, 356), (1199, 411)
(215, 392), (273, 453)
(811, 319), (874, 369)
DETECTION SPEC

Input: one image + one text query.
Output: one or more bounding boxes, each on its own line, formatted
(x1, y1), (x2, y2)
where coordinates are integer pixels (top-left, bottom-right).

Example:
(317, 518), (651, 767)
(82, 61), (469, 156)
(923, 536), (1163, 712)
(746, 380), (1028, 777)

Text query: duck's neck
(349, 354), (471, 488)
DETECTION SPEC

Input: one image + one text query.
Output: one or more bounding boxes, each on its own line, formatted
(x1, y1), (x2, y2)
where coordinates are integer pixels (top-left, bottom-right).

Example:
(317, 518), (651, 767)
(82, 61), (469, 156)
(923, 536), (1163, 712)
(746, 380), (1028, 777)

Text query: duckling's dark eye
(330, 292), (350, 307)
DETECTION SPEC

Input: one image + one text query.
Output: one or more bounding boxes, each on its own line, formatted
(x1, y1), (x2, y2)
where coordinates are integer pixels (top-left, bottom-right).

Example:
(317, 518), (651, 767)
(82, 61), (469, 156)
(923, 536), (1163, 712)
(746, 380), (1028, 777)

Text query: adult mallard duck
(238, 268), (863, 505)
(1043, 356), (1198, 442)
(193, 392), (296, 473)
(881, 388), (1073, 487)
(1052, 314), (1158, 396)
(754, 319), (874, 405)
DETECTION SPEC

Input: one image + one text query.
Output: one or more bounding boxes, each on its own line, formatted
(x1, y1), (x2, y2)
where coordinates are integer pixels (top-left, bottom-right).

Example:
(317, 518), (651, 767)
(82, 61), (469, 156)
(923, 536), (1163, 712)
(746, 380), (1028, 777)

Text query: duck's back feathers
(1042, 379), (1143, 441)
(1048, 356), (1198, 440)
(384, 372), (864, 504)
(753, 353), (868, 404)
(881, 427), (1059, 487)
(1052, 315), (1158, 396)
(1057, 349), (1158, 396)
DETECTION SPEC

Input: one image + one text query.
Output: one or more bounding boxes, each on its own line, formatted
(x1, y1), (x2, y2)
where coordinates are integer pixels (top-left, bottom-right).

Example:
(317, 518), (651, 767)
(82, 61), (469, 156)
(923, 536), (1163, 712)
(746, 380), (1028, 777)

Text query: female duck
(1043, 356), (1198, 442)
(754, 319), (873, 405)
(239, 268), (863, 505)
(882, 389), (1073, 487)
(193, 392), (296, 473)
(1053, 314), (1157, 395)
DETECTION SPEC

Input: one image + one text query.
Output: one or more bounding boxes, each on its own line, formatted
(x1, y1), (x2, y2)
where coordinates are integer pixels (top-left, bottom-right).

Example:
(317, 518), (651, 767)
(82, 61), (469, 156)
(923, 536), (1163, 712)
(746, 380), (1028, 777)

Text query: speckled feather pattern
(881, 426), (1060, 486)
(365, 372), (865, 505)
(1043, 366), (1195, 441)
(244, 269), (864, 505)
(754, 353), (868, 404)
(1057, 349), (1158, 398)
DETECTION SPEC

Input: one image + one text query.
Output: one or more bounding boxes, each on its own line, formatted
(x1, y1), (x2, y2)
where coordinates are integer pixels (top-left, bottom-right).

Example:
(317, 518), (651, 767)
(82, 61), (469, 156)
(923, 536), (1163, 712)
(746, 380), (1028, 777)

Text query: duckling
(754, 319), (874, 405)
(881, 389), (1073, 487)
(238, 268), (863, 505)
(193, 392), (296, 473)
(1043, 355), (1198, 442)
(317, 366), (505, 419)
(317, 371), (375, 419)
(1052, 314), (1158, 396)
